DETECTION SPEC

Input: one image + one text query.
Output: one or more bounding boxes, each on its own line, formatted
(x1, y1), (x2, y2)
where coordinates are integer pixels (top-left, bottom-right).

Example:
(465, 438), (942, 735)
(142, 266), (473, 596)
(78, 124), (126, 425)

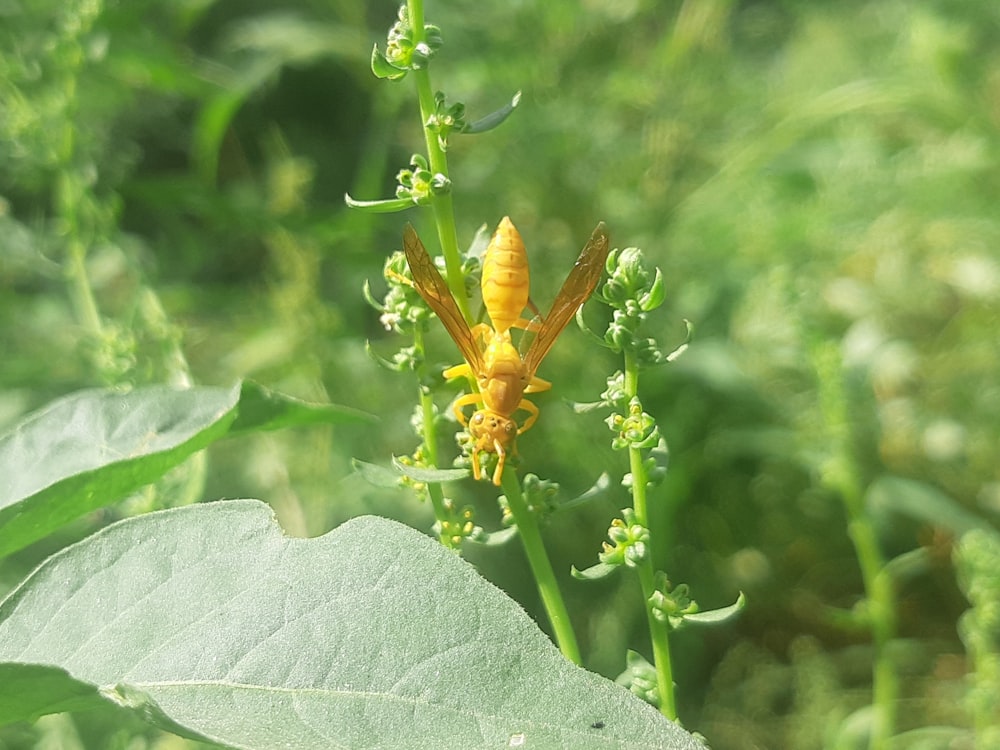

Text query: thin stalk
(814, 342), (896, 750)
(846, 497), (897, 750)
(636, 563), (676, 719)
(500, 468), (582, 665)
(56, 66), (103, 342)
(412, 324), (448, 522)
(624, 348), (677, 719)
(407, 0), (470, 321)
(386, 0), (465, 537)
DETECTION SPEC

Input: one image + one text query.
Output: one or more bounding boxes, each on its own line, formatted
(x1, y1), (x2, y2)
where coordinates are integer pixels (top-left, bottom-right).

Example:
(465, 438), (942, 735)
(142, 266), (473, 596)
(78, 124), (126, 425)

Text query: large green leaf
(0, 501), (702, 750)
(0, 382), (371, 559)
(0, 664), (104, 724)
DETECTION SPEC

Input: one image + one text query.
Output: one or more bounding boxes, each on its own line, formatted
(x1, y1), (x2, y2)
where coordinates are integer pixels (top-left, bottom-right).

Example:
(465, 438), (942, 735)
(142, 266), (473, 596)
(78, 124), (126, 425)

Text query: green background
(2, 0), (998, 747)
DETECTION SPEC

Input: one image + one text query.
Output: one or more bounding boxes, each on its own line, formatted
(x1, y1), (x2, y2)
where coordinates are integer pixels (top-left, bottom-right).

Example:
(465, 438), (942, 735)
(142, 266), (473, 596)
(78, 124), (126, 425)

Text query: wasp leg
(443, 362), (473, 380)
(490, 437), (507, 486)
(515, 398), (541, 435)
(471, 438), (484, 481)
(450, 391), (483, 426)
(385, 268), (414, 287)
(524, 375), (551, 394)
(512, 316), (542, 333)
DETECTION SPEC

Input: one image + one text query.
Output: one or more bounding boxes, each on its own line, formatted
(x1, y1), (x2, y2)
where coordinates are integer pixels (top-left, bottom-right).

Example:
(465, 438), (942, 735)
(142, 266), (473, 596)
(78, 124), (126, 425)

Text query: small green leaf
(679, 592), (746, 627)
(882, 547), (932, 584)
(391, 456), (469, 483)
(574, 303), (609, 349)
(472, 527), (519, 546)
(663, 320), (693, 364)
(351, 458), (403, 488)
(571, 562), (620, 581)
(0, 502), (703, 749)
(559, 473), (612, 513)
(344, 192), (415, 212)
(361, 279), (385, 311)
(370, 44), (407, 80)
(364, 340), (416, 373)
(567, 398), (609, 414)
(463, 90), (521, 134)
(352, 458), (470, 488)
(465, 222), (492, 260)
(639, 268), (665, 312)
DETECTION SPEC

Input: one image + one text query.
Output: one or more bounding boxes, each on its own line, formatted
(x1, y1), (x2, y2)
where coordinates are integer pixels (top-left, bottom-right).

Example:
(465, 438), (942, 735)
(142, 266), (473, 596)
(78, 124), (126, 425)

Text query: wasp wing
(402, 224), (484, 371)
(522, 222), (610, 376)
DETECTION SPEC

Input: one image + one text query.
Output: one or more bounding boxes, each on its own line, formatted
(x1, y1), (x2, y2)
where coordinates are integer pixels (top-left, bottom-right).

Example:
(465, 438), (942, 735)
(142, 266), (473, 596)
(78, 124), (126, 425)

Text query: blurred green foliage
(2, 0), (999, 747)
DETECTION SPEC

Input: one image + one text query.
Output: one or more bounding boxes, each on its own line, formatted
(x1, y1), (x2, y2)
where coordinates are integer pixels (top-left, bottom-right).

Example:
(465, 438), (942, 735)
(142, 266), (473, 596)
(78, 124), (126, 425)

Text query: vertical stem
(624, 349), (677, 719)
(407, 0), (471, 322)
(623, 361), (648, 525)
(389, 0), (465, 539)
(56, 59), (104, 343)
(501, 469), (582, 665)
(814, 342), (896, 749)
(411, 324), (448, 523)
(637, 564), (677, 719)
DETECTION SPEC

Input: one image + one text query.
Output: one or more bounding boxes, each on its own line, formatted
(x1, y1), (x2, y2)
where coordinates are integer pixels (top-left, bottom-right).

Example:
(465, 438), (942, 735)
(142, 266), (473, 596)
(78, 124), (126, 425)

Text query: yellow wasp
(403, 216), (610, 485)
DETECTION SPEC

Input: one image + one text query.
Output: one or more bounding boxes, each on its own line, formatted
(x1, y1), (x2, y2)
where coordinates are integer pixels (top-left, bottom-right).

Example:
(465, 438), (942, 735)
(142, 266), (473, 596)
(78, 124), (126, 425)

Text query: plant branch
(814, 342), (896, 750)
(624, 348), (677, 719)
(407, 0), (470, 322)
(500, 468), (582, 665)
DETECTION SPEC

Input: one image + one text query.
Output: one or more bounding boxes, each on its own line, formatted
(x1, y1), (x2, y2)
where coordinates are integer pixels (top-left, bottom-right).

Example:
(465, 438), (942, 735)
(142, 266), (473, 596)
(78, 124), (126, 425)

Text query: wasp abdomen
(481, 216), (531, 335)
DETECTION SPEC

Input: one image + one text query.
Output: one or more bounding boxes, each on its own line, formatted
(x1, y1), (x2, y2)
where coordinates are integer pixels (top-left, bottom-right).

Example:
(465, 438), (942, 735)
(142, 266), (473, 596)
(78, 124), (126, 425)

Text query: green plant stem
(623, 361), (647, 525)
(842, 481), (897, 750)
(500, 468), (582, 665)
(407, 0), (470, 322)
(814, 342), (896, 750)
(397, 0), (466, 535)
(844, 493), (897, 750)
(56, 64), (103, 343)
(411, 324), (448, 522)
(636, 563), (676, 719)
(624, 349), (676, 719)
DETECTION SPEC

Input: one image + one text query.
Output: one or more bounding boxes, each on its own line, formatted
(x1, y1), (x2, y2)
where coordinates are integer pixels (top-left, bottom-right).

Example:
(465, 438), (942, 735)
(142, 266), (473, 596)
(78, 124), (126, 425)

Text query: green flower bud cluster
(410, 401), (441, 436)
(347, 5), (518, 215)
(597, 247), (666, 366)
(370, 251), (430, 332)
(499, 474), (559, 526)
(616, 651), (660, 708)
(622, 438), (668, 490)
(396, 154), (451, 205)
(363, 253), (427, 374)
(88, 321), (137, 383)
(427, 92), (467, 151)
(600, 371), (629, 411)
(648, 572), (699, 630)
(606, 396), (661, 451)
(433, 497), (484, 549)
(394, 450), (429, 498)
(956, 529), (1000, 743)
(599, 508), (650, 568)
(371, 6), (442, 80)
